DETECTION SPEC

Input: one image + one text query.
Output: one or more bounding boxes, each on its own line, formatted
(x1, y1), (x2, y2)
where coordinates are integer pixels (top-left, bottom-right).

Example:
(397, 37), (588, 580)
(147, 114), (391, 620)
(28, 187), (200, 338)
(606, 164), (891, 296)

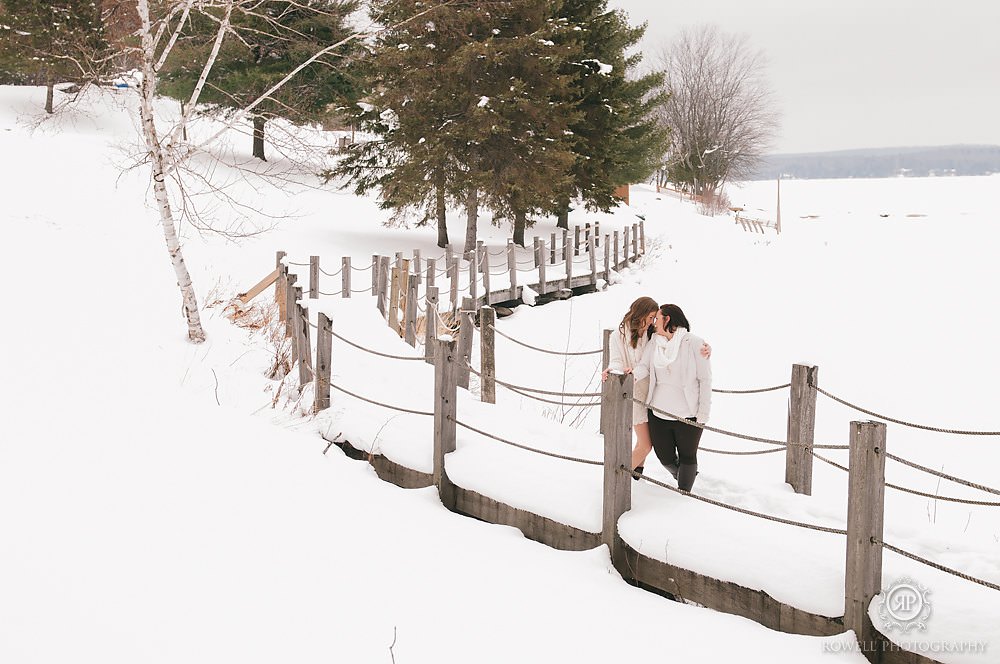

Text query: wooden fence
(251, 223), (999, 664)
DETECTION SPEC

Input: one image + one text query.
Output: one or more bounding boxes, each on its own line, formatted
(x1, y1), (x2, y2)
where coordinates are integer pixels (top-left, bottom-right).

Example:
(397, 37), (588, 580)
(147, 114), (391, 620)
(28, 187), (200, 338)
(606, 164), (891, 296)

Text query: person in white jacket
(603, 298), (711, 477)
(631, 304), (712, 492)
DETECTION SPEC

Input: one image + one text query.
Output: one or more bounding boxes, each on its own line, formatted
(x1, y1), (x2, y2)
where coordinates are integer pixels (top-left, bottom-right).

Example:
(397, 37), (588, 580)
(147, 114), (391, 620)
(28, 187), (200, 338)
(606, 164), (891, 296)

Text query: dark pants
(647, 412), (703, 491)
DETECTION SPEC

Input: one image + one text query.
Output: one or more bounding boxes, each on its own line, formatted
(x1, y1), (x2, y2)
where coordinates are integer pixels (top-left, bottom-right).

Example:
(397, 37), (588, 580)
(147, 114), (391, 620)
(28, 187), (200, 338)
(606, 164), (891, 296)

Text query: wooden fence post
(538, 239), (547, 294)
(599, 329), (612, 434)
(295, 293), (311, 387)
(639, 220), (646, 255)
(603, 235), (611, 284)
(388, 266), (401, 333)
(613, 230), (620, 270)
(622, 226), (630, 265)
(314, 312), (332, 412)
(275, 250), (286, 313)
(480, 306), (495, 404)
(457, 296), (474, 390)
(371, 254), (378, 295)
(602, 371), (634, 576)
(433, 336), (459, 511)
(562, 230), (569, 262)
(564, 233), (573, 290)
(425, 286), (439, 364)
(533, 237), (541, 267)
(845, 421), (887, 662)
(342, 256), (351, 298)
(376, 256), (389, 318)
(507, 240), (517, 301)
(405, 276), (418, 347)
(631, 223), (638, 259)
(309, 255), (319, 299)
(395, 251), (403, 272)
(427, 258), (436, 290)
(467, 252), (477, 303)
(549, 232), (556, 264)
(584, 223), (591, 250)
(574, 225), (581, 256)
(588, 232), (597, 285)
(481, 247), (491, 305)
(449, 257), (459, 316)
(285, 273), (298, 341)
(786, 364), (818, 495)
(413, 249), (422, 284)
(595, 221), (600, 247)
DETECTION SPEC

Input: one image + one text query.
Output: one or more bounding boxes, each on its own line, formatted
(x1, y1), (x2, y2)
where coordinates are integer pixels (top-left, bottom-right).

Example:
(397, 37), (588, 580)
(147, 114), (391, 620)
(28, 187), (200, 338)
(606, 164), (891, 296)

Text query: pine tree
(158, 0), (362, 160)
(551, 0), (667, 227)
(0, 0), (110, 112)
(336, 0), (581, 249)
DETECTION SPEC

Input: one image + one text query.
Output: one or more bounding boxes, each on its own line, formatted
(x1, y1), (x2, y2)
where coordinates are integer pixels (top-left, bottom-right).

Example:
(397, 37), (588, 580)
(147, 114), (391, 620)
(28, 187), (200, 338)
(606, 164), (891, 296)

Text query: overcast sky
(610, 0), (1000, 154)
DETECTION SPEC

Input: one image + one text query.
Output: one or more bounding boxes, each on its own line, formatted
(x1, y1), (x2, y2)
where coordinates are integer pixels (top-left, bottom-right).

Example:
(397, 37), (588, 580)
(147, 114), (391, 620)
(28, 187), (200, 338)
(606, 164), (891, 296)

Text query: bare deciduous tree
(655, 25), (779, 205)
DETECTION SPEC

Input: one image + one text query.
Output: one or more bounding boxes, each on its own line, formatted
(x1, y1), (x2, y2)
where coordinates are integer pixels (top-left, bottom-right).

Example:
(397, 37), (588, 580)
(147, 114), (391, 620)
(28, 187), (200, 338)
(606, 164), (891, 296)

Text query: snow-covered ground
(2, 84), (998, 663)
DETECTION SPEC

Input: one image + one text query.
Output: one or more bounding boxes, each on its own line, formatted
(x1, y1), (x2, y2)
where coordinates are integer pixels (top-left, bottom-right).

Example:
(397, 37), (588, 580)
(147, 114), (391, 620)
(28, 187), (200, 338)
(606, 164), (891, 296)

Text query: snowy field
(2, 84), (998, 663)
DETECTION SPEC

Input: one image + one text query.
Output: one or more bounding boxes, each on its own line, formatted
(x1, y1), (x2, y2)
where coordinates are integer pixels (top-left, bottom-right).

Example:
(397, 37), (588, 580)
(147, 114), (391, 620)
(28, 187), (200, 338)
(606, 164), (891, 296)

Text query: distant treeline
(749, 145), (1000, 180)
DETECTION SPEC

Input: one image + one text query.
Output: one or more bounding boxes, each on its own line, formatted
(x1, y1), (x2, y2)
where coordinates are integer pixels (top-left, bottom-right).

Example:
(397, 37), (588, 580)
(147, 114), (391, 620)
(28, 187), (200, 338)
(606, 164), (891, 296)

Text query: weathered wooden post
(562, 229), (569, 262)
(549, 232), (556, 264)
(574, 225), (581, 256)
(480, 306), (496, 404)
(314, 312), (332, 412)
(341, 256), (351, 298)
(309, 255), (320, 299)
(537, 239), (547, 295)
(433, 336), (459, 511)
(425, 286), (439, 364)
(395, 251), (403, 272)
(449, 257), (459, 316)
(456, 296), (475, 390)
(588, 233), (597, 285)
(405, 276), (418, 347)
(371, 254), (379, 295)
(584, 223), (591, 250)
(594, 221), (600, 247)
(413, 249), (422, 284)
(467, 252), (478, 303)
(388, 266), (401, 333)
(603, 235), (611, 284)
(630, 223), (638, 259)
(507, 240), (517, 301)
(845, 421), (887, 662)
(275, 250), (287, 311)
(295, 290), (311, 386)
(786, 364), (818, 495)
(602, 371), (634, 576)
(481, 247), (491, 305)
(623, 225), (631, 264)
(426, 258), (437, 289)
(613, 230), (620, 270)
(376, 256), (389, 318)
(533, 236), (541, 267)
(564, 233), (573, 290)
(639, 220), (646, 255)
(285, 273), (298, 341)
(599, 329), (612, 434)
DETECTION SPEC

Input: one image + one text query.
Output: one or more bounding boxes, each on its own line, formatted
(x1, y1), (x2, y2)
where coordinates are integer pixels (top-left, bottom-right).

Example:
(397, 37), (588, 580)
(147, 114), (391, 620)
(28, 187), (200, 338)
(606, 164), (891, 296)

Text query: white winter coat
(632, 331), (712, 423)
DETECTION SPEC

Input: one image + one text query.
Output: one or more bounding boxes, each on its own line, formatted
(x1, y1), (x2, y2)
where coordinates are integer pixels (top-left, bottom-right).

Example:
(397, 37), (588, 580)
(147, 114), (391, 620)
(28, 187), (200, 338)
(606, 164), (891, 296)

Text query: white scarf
(653, 328), (688, 370)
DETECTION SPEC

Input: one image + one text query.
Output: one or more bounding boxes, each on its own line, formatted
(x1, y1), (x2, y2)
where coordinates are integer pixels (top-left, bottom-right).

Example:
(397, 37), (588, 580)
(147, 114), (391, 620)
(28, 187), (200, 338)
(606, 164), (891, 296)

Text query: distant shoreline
(749, 145), (1000, 180)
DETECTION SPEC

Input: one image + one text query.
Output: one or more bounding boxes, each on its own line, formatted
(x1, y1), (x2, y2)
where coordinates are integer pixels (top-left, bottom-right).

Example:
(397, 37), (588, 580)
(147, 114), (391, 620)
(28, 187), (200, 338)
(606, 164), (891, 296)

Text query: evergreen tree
(551, 0), (667, 227)
(336, 0), (581, 249)
(159, 0), (362, 160)
(0, 0), (110, 112)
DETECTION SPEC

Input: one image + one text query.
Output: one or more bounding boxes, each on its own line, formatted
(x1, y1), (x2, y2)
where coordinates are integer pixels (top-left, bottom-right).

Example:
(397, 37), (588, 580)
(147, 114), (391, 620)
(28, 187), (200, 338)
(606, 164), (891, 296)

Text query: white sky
(610, 0), (1000, 154)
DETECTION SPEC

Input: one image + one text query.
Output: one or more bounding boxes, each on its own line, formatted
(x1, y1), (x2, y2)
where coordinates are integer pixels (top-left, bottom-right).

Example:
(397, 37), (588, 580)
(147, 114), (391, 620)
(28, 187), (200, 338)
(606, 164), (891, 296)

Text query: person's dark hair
(619, 296), (658, 348)
(659, 304), (690, 333)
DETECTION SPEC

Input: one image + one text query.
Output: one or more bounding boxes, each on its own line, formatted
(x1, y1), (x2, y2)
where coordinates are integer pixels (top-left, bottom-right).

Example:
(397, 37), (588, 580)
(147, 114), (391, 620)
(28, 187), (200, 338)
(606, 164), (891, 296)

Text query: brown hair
(659, 304), (691, 333)
(619, 297), (659, 349)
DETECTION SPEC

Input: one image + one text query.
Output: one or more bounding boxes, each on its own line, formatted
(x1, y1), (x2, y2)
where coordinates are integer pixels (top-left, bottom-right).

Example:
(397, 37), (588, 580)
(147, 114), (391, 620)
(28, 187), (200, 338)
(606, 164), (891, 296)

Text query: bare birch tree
(655, 25), (779, 202)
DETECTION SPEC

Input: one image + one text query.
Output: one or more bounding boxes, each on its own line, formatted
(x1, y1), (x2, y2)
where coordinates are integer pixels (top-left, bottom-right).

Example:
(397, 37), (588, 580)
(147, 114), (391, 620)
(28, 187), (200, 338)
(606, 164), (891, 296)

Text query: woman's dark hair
(619, 296), (658, 348)
(659, 304), (690, 333)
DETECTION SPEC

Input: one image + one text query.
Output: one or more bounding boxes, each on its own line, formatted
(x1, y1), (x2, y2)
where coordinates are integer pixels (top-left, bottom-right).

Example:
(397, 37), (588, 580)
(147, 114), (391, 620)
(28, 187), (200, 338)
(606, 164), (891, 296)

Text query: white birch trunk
(137, 0), (206, 343)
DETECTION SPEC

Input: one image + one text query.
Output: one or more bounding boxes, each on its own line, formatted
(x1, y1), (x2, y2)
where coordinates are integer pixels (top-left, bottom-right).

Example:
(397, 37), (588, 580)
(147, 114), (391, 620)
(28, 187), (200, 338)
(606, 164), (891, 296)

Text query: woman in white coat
(603, 298), (711, 477)
(631, 304), (712, 492)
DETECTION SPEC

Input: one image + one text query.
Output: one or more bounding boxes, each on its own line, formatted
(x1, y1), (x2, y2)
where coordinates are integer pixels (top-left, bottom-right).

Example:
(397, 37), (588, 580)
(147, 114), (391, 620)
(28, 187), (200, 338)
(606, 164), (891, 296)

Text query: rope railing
(490, 325), (603, 356)
(713, 383), (791, 395)
(329, 328), (427, 361)
(286, 260), (311, 267)
(501, 383), (601, 408)
(627, 466), (848, 535)
(812, 383), (1000, 436)
(879, 540), (1000, 592)
(463, 360), (601, 399)
(350, 261), (376, 271)
(641, 400), (850, 450)
(452, 417), (603, 466)
(319, 265), (344, 278)
(885, 452), (1000, 496)
(329, 381), (433, 417)
(700, 445), (786, 456)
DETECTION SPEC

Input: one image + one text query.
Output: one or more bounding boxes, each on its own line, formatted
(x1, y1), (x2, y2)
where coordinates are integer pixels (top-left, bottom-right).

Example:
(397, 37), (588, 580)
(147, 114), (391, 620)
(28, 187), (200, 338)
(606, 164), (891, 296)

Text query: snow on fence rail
(242, 231), (999, 664)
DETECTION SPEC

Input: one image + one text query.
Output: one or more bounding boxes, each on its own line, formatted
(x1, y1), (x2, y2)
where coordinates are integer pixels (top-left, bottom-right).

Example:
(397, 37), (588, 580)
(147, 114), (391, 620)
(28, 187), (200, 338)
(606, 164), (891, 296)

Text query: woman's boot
(677, 463), (698, 492)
